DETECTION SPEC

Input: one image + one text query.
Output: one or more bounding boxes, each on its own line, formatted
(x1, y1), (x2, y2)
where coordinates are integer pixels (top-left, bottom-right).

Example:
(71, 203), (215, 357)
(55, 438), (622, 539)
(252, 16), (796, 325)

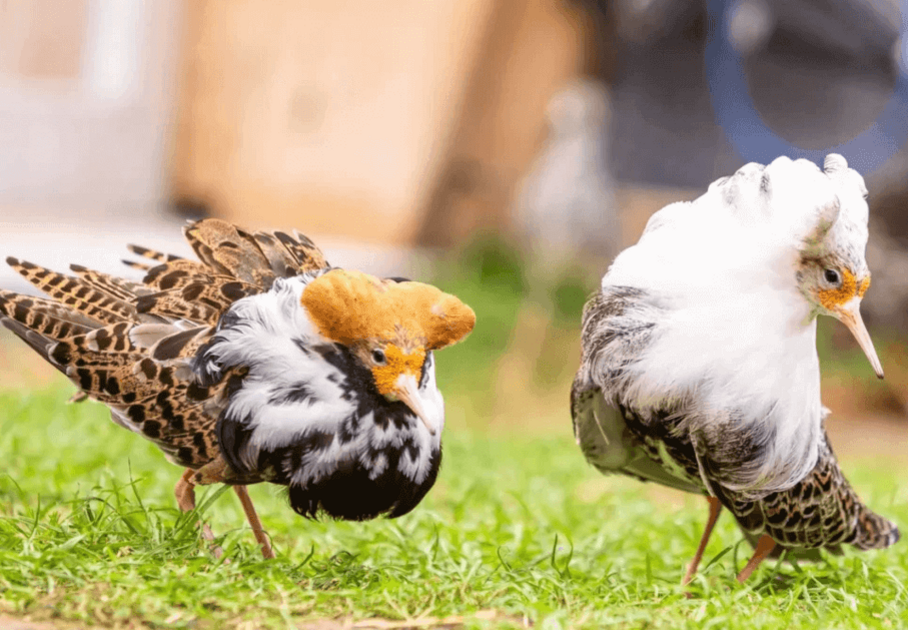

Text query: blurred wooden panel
(0, 0), (88, 79)
(169, 0), (494, 243)
(416, 0), (594, 247)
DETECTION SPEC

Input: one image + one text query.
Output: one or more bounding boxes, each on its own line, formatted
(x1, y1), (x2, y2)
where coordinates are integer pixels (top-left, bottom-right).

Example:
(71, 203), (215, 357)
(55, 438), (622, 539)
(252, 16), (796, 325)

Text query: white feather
(596, 154), (871, 494)
(206, 275), (443, 487)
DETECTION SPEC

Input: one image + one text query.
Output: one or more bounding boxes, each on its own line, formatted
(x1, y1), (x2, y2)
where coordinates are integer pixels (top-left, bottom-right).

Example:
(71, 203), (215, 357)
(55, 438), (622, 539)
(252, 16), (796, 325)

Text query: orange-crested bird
(0, 219), (475, 558)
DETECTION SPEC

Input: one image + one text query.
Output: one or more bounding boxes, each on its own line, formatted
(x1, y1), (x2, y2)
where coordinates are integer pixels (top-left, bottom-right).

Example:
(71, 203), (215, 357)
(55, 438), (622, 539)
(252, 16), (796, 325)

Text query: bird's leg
(682, 496), (723, 584)
(192, 456), (275, 560)
(174, 468), (223, 558)
(736, 534), (776, 582)
(174, 468), (197, 511)
(233, 485), (275, 559)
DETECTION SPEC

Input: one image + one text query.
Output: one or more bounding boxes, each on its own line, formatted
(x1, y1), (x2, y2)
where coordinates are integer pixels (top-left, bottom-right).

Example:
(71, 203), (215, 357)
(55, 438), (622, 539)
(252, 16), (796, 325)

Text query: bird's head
(794, 154), (882, 379)
(797, 254), (880, 377)
(300, 269), (476, 434)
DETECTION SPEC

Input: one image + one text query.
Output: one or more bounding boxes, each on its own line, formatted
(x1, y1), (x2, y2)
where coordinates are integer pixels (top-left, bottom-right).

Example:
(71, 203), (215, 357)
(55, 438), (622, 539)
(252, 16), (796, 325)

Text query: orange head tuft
(300, 269), (475, 350)
(300, 270), (474, 433)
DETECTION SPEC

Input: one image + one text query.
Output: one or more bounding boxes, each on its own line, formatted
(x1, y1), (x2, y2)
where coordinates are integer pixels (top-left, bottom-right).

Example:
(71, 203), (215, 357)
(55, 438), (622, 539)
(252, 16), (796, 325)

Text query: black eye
(372, 349), (386, 365)
(824, 269), (841, 284)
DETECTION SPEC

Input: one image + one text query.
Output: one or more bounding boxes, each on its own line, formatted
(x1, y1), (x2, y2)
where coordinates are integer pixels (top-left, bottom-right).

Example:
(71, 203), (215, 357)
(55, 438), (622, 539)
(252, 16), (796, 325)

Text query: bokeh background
(1, 0), (907, 458)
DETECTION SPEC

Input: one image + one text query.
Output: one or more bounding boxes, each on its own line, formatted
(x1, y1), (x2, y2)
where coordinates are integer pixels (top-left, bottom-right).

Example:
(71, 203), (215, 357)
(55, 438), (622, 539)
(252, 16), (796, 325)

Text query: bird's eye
(824, 269), (841, 285)
(372, 349), (386, 365)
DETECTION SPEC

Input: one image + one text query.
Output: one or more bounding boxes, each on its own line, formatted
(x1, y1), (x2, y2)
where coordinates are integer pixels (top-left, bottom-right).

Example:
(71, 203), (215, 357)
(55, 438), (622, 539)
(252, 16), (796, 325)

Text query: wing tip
(122, 258), (152, 271)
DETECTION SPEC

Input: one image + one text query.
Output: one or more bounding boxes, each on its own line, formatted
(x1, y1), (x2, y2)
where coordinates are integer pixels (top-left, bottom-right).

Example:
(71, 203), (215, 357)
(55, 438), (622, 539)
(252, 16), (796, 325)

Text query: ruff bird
(0, 219), (475, 558)
(572, 154), (898, 583)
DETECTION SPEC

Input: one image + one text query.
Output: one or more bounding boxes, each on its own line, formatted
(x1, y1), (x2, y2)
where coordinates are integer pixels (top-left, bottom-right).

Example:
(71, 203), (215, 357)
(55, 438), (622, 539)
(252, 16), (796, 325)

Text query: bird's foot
(736, 534), (776, 582)
(175, 468), (226, 559)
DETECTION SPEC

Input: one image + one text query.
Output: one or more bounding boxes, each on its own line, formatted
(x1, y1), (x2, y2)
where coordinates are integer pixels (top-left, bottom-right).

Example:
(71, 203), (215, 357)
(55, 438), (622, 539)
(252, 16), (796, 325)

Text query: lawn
(0, 383), (906, 629)
(1, 241), (907, 628)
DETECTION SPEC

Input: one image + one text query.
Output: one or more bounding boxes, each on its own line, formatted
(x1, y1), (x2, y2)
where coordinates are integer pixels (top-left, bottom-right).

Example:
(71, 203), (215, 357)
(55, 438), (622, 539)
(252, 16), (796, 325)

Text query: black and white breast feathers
(197, 276), (445, 520)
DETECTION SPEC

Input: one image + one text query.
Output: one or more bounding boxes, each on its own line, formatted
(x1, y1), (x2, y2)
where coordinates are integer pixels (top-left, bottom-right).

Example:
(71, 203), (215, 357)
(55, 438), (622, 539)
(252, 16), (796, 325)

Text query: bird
(516, 78), (620, 262)
(571, 154), (899, 583)
(0, 219), (475, 558)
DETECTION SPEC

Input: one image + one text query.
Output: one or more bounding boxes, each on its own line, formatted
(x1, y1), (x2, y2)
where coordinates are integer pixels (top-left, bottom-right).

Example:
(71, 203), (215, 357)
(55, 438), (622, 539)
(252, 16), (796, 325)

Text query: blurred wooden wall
(0, 0), (88, 80)
(169, 0), (596, 246)
(416, 0), (596, 247)
(0, 0), (181, 211)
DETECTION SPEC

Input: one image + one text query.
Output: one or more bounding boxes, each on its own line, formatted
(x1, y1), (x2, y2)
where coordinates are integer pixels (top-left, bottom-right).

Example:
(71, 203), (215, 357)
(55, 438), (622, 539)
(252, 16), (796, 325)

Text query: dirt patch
(298, 611), (529, 629)
(0, 617), (51, 630)
(0, 616), (106, 630)
(0, 611), (528, 630)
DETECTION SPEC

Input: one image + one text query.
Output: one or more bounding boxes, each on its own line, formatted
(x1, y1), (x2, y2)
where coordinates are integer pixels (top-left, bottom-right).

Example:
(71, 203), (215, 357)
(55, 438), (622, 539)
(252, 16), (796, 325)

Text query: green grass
(1, 385), (907, 629)
(1, 241), (906, 628)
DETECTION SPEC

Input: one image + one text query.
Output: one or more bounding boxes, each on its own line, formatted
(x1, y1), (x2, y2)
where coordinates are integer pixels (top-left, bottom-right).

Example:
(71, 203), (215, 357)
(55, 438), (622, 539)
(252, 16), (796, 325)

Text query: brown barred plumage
(0, 218), (331, 558)
(69, 264), (153, 302)
(729, 428), (898, 554)
(6, 258), (139, 325)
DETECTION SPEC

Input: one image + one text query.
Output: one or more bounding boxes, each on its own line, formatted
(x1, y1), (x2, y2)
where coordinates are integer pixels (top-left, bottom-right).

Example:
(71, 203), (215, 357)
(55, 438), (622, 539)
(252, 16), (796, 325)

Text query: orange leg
(736, 534), (777, 582)
(190, 458), (276, 560)
(682, 496), (723, 584)
(174, 468), (224, 558)
(233, 485), (275, 559)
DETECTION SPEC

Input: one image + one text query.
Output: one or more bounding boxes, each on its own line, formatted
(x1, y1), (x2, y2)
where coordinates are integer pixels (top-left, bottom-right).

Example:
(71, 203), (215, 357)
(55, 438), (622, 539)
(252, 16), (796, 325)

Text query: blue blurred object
(577, 0), (907, 186)
(706, 0), (908, 174)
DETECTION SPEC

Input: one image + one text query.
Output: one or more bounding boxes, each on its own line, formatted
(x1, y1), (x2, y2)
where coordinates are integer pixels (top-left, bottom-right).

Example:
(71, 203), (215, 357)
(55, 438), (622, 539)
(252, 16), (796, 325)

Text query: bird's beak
(394, 373), (437, 435)
(835, 299), (884, 379)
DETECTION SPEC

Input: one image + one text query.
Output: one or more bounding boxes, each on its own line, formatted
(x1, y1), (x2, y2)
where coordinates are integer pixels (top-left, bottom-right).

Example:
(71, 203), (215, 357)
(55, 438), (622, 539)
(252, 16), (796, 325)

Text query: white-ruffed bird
(0, 219), (475, 558)
(572, 154), (898, 583)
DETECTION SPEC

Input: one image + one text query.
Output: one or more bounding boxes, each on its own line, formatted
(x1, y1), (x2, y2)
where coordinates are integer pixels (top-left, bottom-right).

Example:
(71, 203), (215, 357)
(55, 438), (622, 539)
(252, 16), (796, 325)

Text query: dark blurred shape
(766, 0), (897, 62)
(168, 196), (213, 222)
(864, 181), (908, 331)
(609, 0), (700, 44)
(576, 0), (903, 186)
(598, 0), (899, 64)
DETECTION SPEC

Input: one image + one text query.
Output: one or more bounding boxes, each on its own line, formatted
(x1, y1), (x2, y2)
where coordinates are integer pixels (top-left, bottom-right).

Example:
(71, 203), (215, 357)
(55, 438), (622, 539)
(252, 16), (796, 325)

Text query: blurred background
(1, 0), (907, 459)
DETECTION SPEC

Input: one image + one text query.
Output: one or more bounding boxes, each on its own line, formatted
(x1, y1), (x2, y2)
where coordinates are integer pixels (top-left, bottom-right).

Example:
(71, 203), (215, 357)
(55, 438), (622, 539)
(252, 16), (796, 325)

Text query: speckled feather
(726, 424), (898, 553)
(2, 218), (473, 524)
(572, 289), (898, 555)
(0, 219), (332, 470)
(572, 155), (898, 557)
(190, 268), (473, 520)
(6, 258), (140, 325)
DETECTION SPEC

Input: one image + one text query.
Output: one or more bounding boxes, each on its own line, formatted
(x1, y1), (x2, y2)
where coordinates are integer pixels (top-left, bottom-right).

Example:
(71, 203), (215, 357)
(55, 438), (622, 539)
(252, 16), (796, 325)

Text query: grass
(1, 385), (907, 629)
(1, 240), (907, 628)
